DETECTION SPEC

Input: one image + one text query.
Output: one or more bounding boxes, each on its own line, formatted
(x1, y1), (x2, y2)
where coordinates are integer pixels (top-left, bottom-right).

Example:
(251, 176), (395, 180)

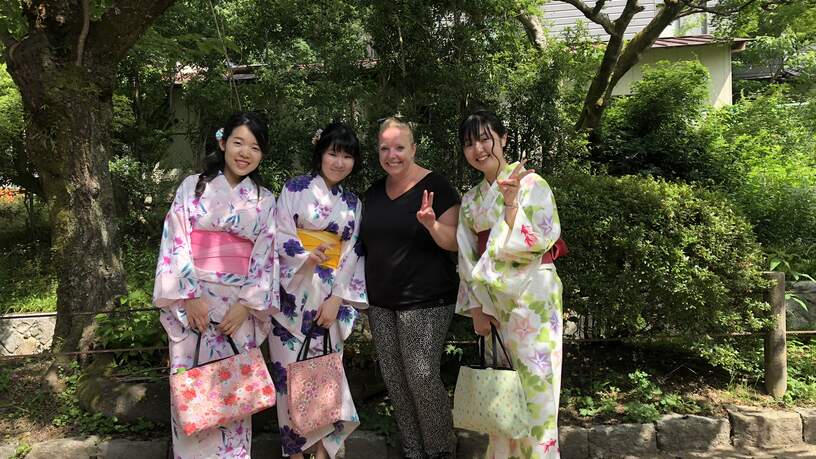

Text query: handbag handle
(478, 323), (514, 370)
(191, 320), (241, 368)
(296, 321), (333, 362)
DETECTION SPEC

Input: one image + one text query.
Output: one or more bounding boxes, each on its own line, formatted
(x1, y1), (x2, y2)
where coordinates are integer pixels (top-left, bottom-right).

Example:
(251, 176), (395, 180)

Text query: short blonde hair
(378, 117), (415, 145)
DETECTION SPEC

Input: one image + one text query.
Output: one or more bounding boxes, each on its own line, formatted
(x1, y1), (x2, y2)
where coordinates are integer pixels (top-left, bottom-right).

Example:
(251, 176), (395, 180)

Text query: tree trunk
(3, 0), (175, 352)
(10, 49), (125, 352)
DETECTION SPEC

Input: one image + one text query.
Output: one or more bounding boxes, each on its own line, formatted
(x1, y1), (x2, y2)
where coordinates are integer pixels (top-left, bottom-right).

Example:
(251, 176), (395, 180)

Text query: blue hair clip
(215, 128), (225, 141)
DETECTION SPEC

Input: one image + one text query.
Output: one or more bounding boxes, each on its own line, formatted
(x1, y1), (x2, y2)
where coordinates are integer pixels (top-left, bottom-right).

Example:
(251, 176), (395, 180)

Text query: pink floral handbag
(170, 325), (276, 436)
(287, 325), (345, 434)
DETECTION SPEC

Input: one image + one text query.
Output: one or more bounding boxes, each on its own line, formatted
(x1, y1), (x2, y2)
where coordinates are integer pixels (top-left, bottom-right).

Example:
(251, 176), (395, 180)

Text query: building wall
(610, 44), (733, 106)
(542, 0), (658, 40)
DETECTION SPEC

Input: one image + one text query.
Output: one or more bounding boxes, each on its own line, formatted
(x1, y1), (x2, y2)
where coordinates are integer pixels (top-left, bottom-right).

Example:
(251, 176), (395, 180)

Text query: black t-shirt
(360, 172), (461, 310)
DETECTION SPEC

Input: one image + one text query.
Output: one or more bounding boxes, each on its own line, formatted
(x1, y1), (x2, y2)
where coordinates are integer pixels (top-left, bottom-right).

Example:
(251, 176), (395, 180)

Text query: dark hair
(311, 122), (362, 176)
(196, 111), (269, 198)
(458, 109), (509, 178)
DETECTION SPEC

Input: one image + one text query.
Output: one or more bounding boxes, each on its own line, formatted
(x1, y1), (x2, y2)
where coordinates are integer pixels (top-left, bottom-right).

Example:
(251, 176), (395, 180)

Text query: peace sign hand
(497, 160), (534, 208)
(416, 189), (436, 229)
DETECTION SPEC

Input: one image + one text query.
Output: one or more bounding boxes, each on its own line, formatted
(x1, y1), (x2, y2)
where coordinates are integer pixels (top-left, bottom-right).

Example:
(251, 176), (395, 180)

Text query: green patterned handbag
(452, 325), (531, 439)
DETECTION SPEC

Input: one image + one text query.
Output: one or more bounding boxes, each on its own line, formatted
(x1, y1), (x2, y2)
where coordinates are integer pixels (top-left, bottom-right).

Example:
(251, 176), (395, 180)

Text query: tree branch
(516, 12), (547, 50)
(609, 0), (686, 91)
(75, 0), (90, 66)
(557, 0), (616, 35)
(679, 0), (759, 16)
(612, 0), (645, 35)
(88, 0), (176, 63)
(0, 28), (18, 48)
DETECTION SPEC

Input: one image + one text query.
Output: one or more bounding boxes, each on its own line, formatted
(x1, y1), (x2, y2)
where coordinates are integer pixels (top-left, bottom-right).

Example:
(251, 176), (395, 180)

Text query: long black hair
(195, 111), (270, 198)
(311, 122), (362, 176)
(458, 109), (509, 179)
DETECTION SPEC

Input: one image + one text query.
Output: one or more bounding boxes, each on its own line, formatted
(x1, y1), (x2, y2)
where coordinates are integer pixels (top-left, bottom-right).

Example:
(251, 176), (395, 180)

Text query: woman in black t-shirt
(359, 117), (459, 459)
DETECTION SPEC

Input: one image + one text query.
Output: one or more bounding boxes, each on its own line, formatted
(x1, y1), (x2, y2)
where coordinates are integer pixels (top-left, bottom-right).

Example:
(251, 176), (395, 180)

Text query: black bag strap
(296, 321), (333, 362)
(477, 323), (514, 370)
(191, 320), (241, 368)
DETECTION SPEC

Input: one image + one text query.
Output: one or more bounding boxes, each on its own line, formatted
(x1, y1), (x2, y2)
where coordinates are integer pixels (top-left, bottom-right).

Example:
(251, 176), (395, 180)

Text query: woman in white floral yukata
(455, 110), (566, 459)
(269, 122), (368, 459)
(153, 111), (279, 458)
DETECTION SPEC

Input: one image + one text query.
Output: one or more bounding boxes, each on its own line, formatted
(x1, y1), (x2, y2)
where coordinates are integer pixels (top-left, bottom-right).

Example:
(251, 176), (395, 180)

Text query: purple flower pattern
(286, 175), (313, 192)
(270, 361), (288, 394)
(283, 239), (305, 257)
(280, 426), (307, 454)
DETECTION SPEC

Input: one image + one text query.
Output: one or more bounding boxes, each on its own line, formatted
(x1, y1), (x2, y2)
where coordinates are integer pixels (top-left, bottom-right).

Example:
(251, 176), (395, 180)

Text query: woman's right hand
(184, 297), (210, 333)
(472, 307), (500, 336)
(295, 242), (333, 277)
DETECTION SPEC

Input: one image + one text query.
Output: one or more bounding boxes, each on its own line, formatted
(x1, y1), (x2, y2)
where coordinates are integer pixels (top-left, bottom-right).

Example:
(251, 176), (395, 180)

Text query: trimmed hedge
(550, 169), (769, 338)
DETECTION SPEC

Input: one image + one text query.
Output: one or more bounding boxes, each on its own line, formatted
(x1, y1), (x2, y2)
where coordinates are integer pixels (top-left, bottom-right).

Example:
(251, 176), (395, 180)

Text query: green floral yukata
(456, 162), (563, 459)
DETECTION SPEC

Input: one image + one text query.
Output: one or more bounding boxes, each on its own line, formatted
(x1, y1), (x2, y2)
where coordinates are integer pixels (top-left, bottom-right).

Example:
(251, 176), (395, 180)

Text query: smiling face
(320, 146), (355, 188)
(220, 124), (263, 186)
(378, 125), (416, 178)
(462, 124), (507, 176)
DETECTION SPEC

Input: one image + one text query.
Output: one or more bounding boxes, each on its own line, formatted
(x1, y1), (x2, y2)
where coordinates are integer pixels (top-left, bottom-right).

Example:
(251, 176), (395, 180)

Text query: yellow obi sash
(297, 229), (342, 269)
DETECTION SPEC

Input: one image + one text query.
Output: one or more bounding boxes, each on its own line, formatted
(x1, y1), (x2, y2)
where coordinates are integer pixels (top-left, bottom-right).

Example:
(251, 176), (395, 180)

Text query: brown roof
(651, 34), (750, 51)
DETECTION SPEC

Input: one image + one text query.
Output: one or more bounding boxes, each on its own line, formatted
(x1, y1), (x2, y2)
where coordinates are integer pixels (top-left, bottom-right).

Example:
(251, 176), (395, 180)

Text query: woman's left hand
(416, 189), (436, 228)
(497, 160), (534, 207)
(217, 302), (250, 336)
(316, 295), (343, 328)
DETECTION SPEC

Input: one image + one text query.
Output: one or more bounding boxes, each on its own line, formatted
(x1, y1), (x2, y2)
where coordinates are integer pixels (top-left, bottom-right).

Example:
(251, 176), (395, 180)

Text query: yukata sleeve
(332, 199), (368, 309)
(152, 176), (200, 340)
(487, 174), (560, 264)
(456, 202), (500, 319)
(238, 194), (280, 317)
(275, 186), (311, 292)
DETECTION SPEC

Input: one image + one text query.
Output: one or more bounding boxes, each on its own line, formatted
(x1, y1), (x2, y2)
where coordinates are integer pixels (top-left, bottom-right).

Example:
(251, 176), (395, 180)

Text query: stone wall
(0, 312), (56, 355)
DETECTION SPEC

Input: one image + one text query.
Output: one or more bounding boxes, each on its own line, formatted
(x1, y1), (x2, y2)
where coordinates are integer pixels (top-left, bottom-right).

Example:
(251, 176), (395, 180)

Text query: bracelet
(505, 202), (518, 208)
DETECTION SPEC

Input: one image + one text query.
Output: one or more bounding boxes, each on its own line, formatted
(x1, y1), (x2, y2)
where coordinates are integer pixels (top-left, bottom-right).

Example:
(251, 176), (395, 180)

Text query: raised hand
(497, 160), (534, 208)
(416, 189), (436, 228)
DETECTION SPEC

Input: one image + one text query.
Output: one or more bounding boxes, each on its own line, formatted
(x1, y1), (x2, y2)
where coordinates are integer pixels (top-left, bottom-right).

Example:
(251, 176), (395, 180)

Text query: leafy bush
(704, 89), (816, 275)
(551, 169), (770, 339)
(595, 61), (740, 187)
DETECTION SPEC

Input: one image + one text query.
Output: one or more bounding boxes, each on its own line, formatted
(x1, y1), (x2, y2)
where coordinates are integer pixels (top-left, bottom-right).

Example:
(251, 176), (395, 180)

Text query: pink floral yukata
(153, 173), (279, 458)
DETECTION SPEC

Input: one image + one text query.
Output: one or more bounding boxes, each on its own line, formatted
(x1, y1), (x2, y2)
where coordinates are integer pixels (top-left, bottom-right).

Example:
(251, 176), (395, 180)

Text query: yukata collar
(311, 171), (344, 196)
(214, 170), (259, 202)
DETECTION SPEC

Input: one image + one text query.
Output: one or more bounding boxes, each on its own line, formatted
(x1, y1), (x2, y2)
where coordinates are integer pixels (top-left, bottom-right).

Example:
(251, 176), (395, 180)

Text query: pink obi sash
(476, 230), (568, 264)
(190, 230), (253, 276)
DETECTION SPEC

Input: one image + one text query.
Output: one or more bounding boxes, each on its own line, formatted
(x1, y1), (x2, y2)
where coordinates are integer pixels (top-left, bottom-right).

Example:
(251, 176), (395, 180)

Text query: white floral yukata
(153, 173), (279, 459)
(456, 162), (564, 459)
(270, 173), (368, 458)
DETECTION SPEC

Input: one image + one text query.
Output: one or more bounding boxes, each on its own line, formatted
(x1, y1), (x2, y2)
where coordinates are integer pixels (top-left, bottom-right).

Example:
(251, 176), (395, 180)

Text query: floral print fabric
(170, 347), (276, 436)
(269, 174), (367, 458)
(153, 173), (279, 458)
(456, 162), (564, 459)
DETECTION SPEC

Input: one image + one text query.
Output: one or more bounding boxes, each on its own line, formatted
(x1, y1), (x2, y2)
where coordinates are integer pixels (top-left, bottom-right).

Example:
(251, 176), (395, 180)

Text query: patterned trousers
(368, 304), (457, 459)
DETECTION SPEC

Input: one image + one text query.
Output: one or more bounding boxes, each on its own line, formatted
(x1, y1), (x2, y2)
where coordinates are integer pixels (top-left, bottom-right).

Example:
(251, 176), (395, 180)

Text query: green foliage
(96, 242), (166, 366)
(704, 89), (816, 274)
(552, 169), (770, 340)
(566, 371), (702, 423)
(783, 338), (816, 405)
(51, 362), (160, 435)
(11, 443), (31, 459)
(596, 61), (740, 187)
(0, 241), (57, 315)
